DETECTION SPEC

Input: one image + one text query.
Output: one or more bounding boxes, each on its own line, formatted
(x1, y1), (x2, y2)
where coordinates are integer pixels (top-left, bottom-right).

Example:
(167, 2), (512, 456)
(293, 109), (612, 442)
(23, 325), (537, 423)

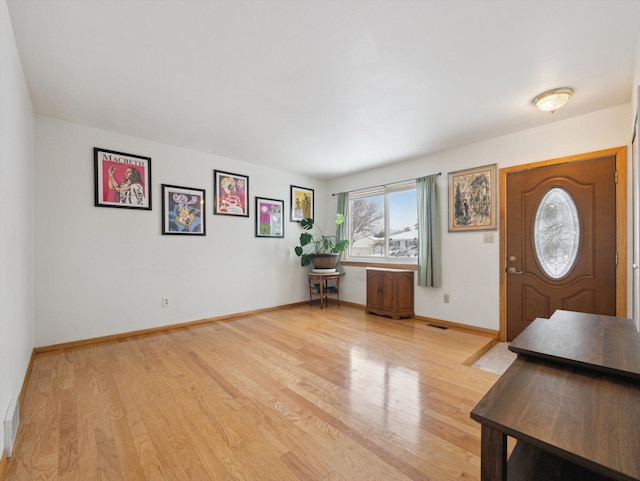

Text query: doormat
(471, 342), (516, 375)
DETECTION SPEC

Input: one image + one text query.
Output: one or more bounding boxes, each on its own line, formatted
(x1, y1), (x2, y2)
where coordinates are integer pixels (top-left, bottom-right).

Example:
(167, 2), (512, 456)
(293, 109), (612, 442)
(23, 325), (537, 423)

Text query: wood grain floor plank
(57, 387), (79, 480)
(5, 305), (498, 481)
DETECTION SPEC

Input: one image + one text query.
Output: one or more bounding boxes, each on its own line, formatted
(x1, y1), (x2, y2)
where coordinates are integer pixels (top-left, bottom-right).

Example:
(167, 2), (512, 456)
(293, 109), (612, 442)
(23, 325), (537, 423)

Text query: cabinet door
(395, 272), (414, 310)
(380, 272), (396, 311)
(367, 270), (381, 309)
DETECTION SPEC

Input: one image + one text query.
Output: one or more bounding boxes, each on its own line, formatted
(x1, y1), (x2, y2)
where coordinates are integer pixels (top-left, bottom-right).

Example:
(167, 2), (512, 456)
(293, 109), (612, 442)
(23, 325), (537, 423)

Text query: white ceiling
(7, 0), (640, 179)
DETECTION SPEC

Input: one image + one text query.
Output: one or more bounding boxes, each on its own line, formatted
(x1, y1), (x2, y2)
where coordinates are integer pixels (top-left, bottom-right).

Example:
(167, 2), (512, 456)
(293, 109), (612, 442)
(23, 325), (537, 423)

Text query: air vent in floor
(427, 323), (448, 330)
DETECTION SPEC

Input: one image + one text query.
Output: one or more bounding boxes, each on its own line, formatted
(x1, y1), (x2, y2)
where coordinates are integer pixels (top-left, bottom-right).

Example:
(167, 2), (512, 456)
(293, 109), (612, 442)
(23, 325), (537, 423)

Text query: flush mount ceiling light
(533, 88), (573, 113)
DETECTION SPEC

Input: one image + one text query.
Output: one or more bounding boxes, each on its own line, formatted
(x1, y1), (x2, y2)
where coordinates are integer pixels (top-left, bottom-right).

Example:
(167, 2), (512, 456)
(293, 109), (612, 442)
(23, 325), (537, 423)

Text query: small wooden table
(308, 272), (340, 309)
(471, 311), (640, 481)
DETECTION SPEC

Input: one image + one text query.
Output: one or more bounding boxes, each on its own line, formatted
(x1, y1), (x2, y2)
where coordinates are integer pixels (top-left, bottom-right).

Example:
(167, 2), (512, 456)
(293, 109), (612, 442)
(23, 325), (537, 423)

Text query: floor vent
(4, 393), (20, 458)
(427, 323), (448, 330)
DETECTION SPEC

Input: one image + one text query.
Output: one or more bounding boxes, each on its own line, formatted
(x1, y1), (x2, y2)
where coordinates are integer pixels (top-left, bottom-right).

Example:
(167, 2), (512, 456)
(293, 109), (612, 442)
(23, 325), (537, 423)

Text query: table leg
(480, 424), (507, 481)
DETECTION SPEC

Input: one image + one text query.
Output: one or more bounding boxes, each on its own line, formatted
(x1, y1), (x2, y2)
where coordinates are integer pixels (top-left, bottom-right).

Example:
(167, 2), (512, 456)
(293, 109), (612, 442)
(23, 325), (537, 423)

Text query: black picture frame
(290, 185), (314, 222)
(161, 184), (206, 236)
(94, 148), (152, 210)
(255, 197), (284, 238)
(214, 170), (249, 217)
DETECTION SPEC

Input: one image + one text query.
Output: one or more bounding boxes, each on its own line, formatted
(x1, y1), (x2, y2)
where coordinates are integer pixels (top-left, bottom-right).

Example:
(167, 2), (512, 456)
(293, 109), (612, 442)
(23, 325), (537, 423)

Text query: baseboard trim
(339, 302), (499, 336)
(2, 349), (36, 472)
(34, 302), (499, 354)
(336, 300), (365, 310)
(310, 300), (499, 336)
(35, 301), (309, 353)
(414, 314), (498, 337)
(20, 350), (36, 408)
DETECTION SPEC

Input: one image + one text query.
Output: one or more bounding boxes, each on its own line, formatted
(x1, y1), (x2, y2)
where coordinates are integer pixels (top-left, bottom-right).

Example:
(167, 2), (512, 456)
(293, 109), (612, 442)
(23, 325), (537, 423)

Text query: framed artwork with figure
(290, 185), (314, 222)
(448, 164), (497, 231)
(255, 197), (284, 238)
(161, 184), (205, 235)
(214, 170), (249, 217)
(94, 148), (152, 210)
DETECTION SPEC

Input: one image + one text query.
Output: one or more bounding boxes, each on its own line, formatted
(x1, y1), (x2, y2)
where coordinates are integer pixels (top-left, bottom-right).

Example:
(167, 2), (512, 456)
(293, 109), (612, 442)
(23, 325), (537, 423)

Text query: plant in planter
(294, 214), (349, 270)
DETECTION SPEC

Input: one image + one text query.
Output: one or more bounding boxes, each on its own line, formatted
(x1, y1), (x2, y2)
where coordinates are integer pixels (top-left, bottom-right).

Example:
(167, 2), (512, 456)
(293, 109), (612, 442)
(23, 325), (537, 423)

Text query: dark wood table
(509, 310), (640, 381)
(471, 311), (640, 481)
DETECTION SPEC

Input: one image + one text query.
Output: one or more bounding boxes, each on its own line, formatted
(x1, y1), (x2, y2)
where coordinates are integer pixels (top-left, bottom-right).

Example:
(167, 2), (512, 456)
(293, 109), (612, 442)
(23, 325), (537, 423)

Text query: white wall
(632, 27), (640, 331)
(35, 51), (632, 348)
(0, 0), (36, 456)
(8, 0), (640, 382)
(326, 104), (632, 331)
(34, 116), (324, 347)
(633, 25), (640, 115)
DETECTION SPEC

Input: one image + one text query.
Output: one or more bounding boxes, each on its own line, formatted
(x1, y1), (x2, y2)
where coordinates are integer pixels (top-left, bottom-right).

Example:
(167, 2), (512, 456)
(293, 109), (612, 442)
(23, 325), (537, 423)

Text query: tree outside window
(347, 184), (418, 260)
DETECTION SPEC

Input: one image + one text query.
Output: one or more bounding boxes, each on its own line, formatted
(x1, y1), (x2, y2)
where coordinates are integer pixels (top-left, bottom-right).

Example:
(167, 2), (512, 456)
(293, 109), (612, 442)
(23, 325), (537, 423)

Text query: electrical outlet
(162, 297), (172, 308)
(443, 293), (450, 303)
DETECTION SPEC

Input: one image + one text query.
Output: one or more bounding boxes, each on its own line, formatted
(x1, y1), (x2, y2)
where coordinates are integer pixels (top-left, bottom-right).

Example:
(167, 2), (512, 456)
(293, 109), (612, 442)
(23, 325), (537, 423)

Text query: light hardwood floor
(5, 305), (499, 481)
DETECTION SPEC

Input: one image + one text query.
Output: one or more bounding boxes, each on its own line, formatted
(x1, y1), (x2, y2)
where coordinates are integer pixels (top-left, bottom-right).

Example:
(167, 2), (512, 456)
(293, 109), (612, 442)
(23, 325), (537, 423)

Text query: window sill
(341, 260), (418, 270)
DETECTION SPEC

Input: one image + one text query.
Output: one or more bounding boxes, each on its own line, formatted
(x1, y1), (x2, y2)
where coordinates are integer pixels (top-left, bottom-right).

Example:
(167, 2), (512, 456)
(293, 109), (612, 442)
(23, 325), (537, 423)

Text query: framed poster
(214, 170), (249, 217)
(290, 185), (314, 221)
(94, 148), (151, 209)
(255, 197), (284, 238)
(448, 164), (497, 231)
(161, 184), (205, 235)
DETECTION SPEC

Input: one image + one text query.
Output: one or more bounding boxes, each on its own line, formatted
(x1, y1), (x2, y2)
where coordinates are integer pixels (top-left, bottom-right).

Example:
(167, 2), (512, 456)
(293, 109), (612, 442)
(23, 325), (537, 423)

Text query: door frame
(499, 147), (627, 341)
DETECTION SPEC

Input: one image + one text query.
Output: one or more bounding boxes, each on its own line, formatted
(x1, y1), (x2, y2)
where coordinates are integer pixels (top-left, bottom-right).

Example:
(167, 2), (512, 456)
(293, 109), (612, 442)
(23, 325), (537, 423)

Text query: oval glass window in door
(533, 187), (580, 279)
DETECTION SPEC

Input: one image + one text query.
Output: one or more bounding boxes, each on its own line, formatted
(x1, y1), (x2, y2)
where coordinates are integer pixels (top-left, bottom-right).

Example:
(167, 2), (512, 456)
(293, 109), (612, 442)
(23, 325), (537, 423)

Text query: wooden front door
(505, 154), (618, 341)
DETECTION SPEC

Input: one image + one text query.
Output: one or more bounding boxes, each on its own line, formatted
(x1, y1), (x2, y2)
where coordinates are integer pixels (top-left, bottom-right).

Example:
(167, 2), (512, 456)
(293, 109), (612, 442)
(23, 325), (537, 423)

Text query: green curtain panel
(335, 192), (348, 275)
(416, 174), (441, 287)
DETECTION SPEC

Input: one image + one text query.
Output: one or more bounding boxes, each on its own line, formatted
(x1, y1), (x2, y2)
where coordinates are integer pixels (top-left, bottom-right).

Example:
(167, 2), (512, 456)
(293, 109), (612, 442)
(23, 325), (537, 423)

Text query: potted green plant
(294, 214), (349, 270)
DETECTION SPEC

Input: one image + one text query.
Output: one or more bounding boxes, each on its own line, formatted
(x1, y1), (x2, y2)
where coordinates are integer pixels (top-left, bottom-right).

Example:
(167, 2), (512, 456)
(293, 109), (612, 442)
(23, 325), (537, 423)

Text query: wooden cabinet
(366, 268), (414, 319)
